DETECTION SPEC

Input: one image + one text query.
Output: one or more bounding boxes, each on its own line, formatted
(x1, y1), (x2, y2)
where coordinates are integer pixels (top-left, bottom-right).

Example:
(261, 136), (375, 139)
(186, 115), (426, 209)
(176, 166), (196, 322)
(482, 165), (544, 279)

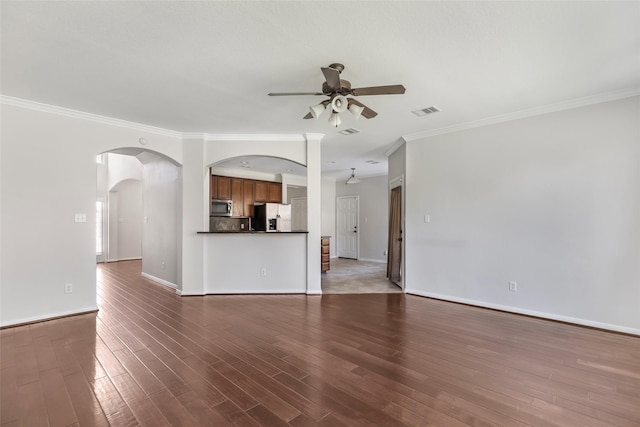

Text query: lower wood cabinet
(321, 236), (330, 273)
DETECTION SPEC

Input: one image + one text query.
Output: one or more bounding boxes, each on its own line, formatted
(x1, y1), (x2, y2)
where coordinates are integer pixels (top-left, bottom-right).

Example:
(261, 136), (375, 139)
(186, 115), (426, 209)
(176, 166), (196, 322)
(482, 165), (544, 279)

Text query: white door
(337, 196), (358, 259)
(290, 197), (307, 231)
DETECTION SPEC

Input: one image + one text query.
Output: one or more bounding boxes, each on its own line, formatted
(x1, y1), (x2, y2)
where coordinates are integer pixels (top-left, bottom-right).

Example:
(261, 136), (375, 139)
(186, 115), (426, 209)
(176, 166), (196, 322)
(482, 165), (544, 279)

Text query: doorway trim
(389, 175), (405, 291)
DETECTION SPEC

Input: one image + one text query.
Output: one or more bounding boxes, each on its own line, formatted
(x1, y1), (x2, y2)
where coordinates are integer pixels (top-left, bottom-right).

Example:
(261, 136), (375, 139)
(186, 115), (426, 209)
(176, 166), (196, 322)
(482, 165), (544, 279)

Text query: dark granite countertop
(197, 230), (309, 234)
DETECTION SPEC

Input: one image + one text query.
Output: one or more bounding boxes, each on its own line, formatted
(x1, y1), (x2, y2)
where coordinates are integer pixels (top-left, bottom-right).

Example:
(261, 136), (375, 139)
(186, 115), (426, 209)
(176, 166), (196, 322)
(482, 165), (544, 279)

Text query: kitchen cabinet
(212, 175), (231, 200)
(268, 183), (282, 203)
(321, 236), (330, 272)
(243, 180), (255, 218)
(255, 181), (282, 204)
(231, 179), (244, 217)
(210, 174), (282, 217)
(255, 181), (268, 203)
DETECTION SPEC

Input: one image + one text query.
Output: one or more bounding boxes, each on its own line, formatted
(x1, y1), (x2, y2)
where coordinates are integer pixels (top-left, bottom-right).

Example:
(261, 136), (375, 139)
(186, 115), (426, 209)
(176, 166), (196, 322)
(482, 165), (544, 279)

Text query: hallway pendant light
(345, 168), (360, 184)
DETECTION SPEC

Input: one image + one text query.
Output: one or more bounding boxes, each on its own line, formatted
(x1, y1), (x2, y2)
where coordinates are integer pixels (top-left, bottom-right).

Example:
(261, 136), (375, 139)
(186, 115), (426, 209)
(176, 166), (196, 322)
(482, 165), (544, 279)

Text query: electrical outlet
(384, 250), (388, 255)
(260, 268), (267, 277)
(509, 281), (517, 292)
(64, 283), (73, 294)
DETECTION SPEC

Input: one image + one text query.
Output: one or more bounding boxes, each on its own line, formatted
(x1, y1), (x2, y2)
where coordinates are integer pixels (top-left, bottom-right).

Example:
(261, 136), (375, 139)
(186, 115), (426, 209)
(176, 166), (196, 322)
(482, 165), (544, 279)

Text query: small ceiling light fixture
(345, 168), (360, 185)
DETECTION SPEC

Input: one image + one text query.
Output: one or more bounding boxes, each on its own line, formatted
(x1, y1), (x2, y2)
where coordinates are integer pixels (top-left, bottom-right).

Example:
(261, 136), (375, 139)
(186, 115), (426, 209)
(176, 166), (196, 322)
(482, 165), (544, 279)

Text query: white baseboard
(406, 289), (640, 336)
(107, 257), (142, 262)
(206, 288), (306, 295)
(1, 306), (99, 328)
(176, 289), (204, 296)
(141, 272), (177, 289)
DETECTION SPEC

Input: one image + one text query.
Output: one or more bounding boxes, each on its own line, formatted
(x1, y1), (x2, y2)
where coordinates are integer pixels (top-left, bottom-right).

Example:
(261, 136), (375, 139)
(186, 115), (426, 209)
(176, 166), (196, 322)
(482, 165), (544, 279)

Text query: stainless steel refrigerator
(253, 203), (291, 232)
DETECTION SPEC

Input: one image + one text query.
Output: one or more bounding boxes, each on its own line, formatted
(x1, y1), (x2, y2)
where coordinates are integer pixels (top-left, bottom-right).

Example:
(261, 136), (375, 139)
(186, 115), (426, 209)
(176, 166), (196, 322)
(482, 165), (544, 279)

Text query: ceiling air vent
(365, 160), (380, 164)
(412, 106), (441, 117)
(338, 128), (360, 135)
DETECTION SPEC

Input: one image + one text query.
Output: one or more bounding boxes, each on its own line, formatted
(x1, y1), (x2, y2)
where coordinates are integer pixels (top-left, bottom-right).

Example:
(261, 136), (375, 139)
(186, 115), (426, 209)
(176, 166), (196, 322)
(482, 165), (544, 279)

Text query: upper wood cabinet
(210, 174), (282, 217)
(231, 179), (244, 217)
(255, 181), (268, 203)
(212, 175), (231, 200)
(243, 181), (256, 218)
(268, 183), (282, 203)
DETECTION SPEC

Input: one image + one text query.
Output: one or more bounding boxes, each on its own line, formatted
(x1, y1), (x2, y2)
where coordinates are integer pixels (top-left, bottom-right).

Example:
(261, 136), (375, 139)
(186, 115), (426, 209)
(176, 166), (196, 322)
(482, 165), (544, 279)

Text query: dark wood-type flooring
(1, 260), (639, 426)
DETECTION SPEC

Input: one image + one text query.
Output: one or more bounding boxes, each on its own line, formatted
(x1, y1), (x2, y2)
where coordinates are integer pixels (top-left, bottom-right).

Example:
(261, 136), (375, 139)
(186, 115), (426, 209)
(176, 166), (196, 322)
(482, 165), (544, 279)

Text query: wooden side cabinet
(321, 236), (330, 273)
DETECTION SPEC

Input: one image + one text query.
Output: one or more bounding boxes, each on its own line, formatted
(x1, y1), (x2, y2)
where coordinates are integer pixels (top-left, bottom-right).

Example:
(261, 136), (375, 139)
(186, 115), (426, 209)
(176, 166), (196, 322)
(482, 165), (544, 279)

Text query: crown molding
(403, 87), (640, 142)
(1, 95), (182, 139)
(384, 138), (406, 157)
(197, 133), (306, 142)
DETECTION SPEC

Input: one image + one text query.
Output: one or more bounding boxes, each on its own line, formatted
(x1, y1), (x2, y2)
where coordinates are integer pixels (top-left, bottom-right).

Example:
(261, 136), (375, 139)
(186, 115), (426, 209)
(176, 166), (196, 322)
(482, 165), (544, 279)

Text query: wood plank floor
(2, 260), (639, 426)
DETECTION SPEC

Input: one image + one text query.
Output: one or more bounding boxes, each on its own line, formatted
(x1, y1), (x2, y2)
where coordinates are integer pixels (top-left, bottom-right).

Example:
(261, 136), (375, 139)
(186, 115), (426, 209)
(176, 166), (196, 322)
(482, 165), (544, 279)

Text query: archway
(97, 149), (182, 290)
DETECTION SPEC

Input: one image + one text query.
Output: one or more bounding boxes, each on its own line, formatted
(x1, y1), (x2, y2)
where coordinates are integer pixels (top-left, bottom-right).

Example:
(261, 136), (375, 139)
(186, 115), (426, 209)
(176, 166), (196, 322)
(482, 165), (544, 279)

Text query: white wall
(106, 153), (143, 191)
(109, 179), (142, 261)
(336, 175), (389, 262)
(204, 234), (307, 293)
(0, 102), (182, 327)
(142, 156), (180, 287)
(105, 153), (144, 262)
(321, 177), (337, 256)
(405, 96), (640, 334)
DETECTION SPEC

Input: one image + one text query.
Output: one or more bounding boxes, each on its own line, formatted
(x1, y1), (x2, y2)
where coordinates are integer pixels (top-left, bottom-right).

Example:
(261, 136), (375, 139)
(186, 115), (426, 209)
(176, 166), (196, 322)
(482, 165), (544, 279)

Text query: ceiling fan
(268, 63), (406, 126)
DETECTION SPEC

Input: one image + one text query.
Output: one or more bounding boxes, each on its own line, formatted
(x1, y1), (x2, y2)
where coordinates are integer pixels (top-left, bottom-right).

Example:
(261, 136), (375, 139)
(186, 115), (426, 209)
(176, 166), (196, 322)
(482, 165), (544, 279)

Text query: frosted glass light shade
(328, 112), (341, 127)
(309, 103), (326, 119)
(331, 95), (349, 113)
(348, 103), (364, 119)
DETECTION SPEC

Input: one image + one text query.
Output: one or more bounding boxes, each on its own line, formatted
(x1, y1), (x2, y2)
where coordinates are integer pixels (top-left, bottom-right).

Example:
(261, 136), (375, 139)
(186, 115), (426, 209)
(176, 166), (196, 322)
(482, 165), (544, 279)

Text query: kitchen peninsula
(201, 173), (309, 294)
(197, 230), (308, 294)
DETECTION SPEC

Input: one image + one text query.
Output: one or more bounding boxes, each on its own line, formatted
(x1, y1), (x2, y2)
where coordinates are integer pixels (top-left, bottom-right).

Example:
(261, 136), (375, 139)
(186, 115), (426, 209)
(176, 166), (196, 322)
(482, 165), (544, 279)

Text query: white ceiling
(2, 1), (639, 179)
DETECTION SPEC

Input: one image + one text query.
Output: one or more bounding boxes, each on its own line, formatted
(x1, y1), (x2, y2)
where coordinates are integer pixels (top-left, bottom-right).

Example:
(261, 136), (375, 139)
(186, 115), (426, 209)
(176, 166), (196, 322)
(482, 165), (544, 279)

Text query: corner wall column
(179, 136), (207, 295)
(305, 133), (324, 294)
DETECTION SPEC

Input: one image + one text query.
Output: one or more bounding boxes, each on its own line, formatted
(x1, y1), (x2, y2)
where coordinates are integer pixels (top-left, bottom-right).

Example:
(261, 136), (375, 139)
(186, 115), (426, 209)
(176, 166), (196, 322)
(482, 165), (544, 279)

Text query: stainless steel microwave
(211, 199), (232, 217)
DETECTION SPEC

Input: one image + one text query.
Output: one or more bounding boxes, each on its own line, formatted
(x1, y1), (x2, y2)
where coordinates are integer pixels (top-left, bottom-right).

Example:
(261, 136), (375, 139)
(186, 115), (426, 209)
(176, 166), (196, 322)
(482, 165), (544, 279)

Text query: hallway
(321, 258), (402, 294)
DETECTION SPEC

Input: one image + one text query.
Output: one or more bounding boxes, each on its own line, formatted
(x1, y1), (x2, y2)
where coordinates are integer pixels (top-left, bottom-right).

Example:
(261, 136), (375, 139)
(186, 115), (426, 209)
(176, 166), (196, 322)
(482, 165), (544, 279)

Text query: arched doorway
(96, 149), (182, 290)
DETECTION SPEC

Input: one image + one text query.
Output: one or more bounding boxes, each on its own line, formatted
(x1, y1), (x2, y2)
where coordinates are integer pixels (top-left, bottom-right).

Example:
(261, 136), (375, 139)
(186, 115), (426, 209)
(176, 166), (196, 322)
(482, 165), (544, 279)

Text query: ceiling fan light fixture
(309, 102), (326, 119)
(331, 95), (349, 113)
(348, 102), (364, 119)
(328, 112), (341, 127)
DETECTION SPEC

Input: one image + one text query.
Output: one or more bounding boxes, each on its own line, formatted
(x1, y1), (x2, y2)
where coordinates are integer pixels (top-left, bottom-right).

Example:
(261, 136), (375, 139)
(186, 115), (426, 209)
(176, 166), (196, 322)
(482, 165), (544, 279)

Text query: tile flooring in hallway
(321, 258), (402, 294)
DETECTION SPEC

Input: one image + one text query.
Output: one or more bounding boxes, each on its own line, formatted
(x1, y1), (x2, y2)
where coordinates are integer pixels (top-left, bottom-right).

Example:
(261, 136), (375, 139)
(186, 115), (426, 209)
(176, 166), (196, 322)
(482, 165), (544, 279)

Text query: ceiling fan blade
(303, 112), (313, 119)
(348, 98), (378, 119)
(321, 67), (342, 91)
(351, 84), (406, 96)
(268, 92), (323, 96)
